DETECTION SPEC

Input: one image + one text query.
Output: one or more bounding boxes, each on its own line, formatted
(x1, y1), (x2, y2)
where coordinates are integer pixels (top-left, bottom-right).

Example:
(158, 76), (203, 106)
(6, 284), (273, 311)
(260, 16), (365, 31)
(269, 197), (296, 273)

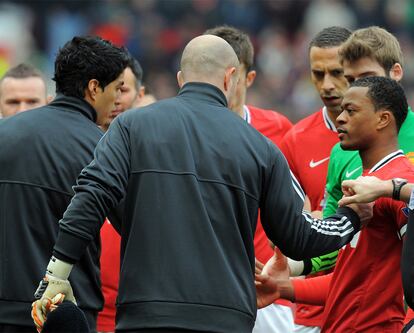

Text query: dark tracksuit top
(402, 192), (414, 310)
(53, 82), (361, 333)
(0, 95), (103, 327)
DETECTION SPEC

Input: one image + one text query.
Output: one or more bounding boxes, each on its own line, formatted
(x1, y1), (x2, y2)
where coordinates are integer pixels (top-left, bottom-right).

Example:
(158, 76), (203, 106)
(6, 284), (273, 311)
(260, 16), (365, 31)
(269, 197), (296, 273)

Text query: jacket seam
(0, 180), (73, 196)
(129, 169), (259, 201)
(117, 299), (254, 319)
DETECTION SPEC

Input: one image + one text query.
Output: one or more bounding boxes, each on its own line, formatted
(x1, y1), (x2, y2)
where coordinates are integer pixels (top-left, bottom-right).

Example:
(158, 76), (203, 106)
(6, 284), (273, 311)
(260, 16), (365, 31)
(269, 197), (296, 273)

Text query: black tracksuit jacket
(0, 94), (103, 327)
(52, 83), (361, 333)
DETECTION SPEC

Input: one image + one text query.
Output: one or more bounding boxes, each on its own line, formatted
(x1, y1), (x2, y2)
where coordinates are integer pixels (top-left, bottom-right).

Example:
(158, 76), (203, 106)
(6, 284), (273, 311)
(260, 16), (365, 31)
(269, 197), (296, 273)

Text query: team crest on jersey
(402, 206), (409, 217)
(406, 152), (414, 165)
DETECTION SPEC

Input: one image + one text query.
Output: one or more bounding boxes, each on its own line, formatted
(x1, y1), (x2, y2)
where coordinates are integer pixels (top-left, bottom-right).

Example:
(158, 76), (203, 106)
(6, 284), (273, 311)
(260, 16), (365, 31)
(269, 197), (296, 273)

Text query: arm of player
(401, 189), (414, 310)
(403, 194), (414, 310)
(53, 115), (131, 263)
(255, 248), (331, 307)
(260, 143), (367, 261)
(339, 176), (414, 206)
(31, 116), (131, 330)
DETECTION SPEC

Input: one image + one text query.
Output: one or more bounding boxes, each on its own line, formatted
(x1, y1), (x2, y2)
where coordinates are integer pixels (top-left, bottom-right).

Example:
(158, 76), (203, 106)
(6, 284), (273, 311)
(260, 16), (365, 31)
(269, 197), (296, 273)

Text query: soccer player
(0, 36), (128, 333)
(256, 76), (414, 333)
(204, 25), (293, 333)
(339, 176), (414, 327)
(32, 35), (367, 333)
(292, 27), (414, 300)
(0, 63), (49, 118)
(279, 26), (351, 333)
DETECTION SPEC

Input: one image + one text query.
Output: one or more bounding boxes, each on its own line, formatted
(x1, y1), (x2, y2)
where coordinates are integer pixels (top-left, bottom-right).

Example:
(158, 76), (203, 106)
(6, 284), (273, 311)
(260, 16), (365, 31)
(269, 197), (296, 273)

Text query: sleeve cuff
(53, 230), (91, 264)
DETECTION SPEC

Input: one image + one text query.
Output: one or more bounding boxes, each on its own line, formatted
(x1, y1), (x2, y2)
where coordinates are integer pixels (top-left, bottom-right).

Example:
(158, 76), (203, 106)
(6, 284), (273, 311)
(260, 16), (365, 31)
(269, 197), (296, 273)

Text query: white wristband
(46, 256), (73, 280)
(287, 258), (304, 277)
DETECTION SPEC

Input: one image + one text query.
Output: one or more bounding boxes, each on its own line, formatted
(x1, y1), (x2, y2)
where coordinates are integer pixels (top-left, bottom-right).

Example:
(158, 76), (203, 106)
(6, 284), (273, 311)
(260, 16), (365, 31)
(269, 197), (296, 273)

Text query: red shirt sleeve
(292, 273), (332, 306)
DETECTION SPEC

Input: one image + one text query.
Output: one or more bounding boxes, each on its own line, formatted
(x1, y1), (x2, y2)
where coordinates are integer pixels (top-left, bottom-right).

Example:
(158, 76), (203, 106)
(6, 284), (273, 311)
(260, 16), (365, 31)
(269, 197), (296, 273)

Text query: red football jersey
(322, 151), (414, 333)
(280, 107), (339, 211)
(97, 220), (121, 332)
(279, 107), (339, 326)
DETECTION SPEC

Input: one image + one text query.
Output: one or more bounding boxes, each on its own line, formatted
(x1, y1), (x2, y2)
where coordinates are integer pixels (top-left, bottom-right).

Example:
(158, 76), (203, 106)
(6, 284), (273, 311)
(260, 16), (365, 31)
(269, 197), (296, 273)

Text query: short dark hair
(204, 25), (254, 72)
(54, 36), (128, 98)
(126, 52), (143, 90)
(351, 76), (408, 131)
(309, 26), (352, 50)
(2, 63), (44, 81)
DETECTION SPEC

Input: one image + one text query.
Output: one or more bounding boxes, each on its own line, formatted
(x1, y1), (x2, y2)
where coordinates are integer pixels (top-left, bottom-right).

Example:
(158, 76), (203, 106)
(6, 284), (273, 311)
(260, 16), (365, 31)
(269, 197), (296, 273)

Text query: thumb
(338, 194), (358, 207)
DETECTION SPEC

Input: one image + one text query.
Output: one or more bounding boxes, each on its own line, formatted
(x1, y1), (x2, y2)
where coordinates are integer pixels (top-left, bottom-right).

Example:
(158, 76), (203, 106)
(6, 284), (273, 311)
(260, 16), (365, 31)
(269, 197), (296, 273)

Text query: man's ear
(246, 70), (256, 89)
(86, 79), (100, 101)
(138, 86), (145, 98)
(177, 71), (185, 88)
(377, 110), (392, 131)
(224, 66), (237, 92)
(46, 95), (53, 103)
(389, 63), (403, 82)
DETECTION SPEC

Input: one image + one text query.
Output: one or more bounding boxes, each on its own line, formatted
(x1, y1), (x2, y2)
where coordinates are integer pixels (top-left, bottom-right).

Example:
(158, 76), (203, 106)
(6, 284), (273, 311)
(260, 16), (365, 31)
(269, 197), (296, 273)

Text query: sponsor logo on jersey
(345, 166), (362, 178)
(309, 156), (330, 168)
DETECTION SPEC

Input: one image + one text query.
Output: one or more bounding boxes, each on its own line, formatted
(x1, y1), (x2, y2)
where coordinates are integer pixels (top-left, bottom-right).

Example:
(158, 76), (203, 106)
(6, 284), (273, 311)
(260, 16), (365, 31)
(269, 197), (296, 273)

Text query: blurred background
(2, 0), (414, 122)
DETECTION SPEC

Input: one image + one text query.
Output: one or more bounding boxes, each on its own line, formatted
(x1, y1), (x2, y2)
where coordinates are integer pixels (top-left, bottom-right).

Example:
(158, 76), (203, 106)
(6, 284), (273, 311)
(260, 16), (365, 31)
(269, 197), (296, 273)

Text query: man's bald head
(178, 35), (239, 100)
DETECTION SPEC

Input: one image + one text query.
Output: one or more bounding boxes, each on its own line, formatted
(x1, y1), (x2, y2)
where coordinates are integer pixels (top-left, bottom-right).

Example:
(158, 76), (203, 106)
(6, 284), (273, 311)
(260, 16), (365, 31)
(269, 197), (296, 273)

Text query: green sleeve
(303, 144), (362, 275)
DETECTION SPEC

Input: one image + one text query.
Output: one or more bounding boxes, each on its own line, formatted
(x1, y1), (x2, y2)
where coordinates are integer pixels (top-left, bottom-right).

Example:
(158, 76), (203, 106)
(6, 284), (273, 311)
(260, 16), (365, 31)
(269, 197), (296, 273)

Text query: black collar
(49, 94), (97, 123)
(178, 82), (228, 107)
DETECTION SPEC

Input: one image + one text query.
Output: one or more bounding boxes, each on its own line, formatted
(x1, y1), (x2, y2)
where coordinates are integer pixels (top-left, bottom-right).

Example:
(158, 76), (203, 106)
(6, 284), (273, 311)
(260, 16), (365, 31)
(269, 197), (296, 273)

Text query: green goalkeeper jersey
(305, 108), (414, 275)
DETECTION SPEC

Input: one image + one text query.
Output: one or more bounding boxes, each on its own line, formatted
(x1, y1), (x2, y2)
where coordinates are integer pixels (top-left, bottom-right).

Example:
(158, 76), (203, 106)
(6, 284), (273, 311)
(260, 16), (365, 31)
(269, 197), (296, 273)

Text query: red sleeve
(379, 197), (408, 239)
(279, 131), (300, 183)
(292, 273), (332, 306)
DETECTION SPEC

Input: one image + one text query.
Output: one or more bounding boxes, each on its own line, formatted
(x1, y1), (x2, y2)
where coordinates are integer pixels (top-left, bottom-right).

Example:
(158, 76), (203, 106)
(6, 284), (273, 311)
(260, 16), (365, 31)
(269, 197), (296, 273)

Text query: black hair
(351, 76), (408, 131)
(54, 36), (128, 98)
(309, 26), (352, 50)
(126, 52), (143, 89)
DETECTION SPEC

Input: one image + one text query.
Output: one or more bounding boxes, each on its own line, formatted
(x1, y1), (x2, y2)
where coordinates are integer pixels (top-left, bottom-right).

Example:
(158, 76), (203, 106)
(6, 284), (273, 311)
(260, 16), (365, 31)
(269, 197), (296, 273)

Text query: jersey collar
(368, 150), (405, 174)
(243, 105), (251, 124)
(322, 106), (337, 132)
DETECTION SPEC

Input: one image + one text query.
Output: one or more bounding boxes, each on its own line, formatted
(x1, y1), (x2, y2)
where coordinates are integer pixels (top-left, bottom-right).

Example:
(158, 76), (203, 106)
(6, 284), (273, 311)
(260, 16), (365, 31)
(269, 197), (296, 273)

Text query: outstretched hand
(339, 176), (390, 206)
(255, 247), (290, 308)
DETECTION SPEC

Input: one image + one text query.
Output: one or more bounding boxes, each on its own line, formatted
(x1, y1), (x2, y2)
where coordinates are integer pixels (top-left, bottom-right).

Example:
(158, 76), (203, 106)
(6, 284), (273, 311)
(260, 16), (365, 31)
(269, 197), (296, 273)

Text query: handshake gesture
(31, 257), (76, 332)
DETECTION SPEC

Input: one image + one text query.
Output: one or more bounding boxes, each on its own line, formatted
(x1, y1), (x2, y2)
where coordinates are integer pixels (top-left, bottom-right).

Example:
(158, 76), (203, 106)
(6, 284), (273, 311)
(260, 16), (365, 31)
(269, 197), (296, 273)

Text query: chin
(339, 141), (357, 151)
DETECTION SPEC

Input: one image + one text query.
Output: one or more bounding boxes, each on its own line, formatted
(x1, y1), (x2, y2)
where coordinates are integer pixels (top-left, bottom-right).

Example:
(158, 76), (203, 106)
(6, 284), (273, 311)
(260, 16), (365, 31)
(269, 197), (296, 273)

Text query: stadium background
(2, 0), (414, 122)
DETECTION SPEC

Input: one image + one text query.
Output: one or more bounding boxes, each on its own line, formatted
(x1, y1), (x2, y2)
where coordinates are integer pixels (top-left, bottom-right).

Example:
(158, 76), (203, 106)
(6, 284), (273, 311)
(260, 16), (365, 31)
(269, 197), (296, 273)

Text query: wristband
(46, 256), (73, 280)
(288, 258), (304, 277)
(392, 178), (408, 201)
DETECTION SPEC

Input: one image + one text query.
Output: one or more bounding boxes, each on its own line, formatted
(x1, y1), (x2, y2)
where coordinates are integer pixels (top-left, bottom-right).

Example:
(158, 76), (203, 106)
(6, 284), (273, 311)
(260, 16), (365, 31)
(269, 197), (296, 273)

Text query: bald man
(33, 35), (367, 333)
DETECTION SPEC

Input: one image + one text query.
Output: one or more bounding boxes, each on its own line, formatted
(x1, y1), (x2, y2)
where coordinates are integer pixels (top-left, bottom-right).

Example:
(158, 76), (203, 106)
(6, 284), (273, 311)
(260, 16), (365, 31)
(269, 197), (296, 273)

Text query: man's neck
(359, 137), (399, 170)
(234, 104), (245, 119)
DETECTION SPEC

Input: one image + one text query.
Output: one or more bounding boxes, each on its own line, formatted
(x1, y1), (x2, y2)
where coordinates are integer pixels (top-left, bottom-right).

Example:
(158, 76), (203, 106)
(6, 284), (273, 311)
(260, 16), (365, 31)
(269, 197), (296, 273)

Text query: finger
(31, 301), (46, 333)
(341, 179), (356, 189)
(255, 258), (264, 274)
(274, 247), (287, 266)
(255, 273), (269, 283)
(338, 195), (358, 207)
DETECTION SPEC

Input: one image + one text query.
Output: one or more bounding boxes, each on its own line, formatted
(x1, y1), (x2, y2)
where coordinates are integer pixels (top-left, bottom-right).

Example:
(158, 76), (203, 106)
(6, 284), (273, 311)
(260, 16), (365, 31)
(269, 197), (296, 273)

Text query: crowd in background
(2, 0), (414, 121)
